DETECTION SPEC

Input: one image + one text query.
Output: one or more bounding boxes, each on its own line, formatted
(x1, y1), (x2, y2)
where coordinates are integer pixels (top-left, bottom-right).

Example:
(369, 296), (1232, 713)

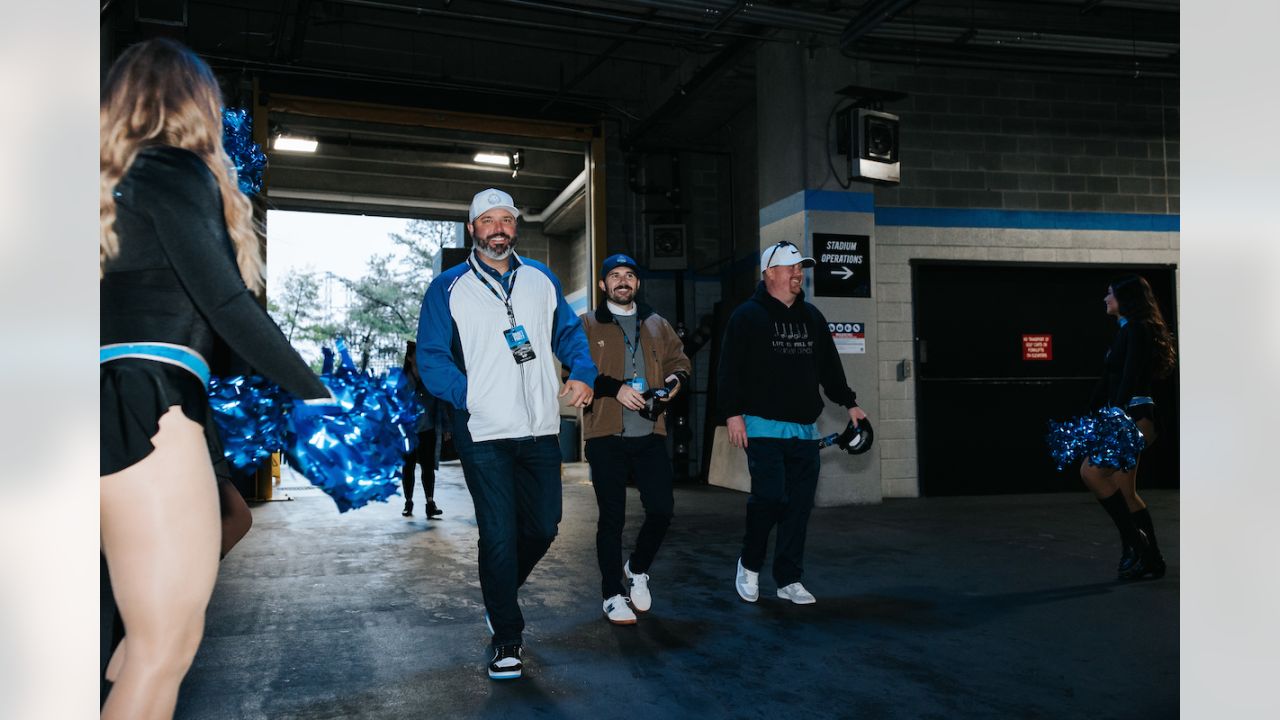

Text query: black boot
(1118, 529), (1156, 580)
(1116, 541), (1137, 575)
(1130, 507), (1167, 579)
(1098, 491), (1149, 579)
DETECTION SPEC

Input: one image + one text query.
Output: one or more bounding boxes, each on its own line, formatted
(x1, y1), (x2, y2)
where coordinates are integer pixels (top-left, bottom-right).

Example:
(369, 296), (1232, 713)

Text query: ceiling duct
(523, 170), (588, 225)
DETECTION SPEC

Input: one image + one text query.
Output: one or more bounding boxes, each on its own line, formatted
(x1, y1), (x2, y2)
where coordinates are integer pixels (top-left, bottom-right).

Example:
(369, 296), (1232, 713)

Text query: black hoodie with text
(716, 281), (857, 425)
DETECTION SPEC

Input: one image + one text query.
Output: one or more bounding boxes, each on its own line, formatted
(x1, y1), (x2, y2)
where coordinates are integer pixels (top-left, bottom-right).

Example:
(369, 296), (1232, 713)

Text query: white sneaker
(603, 595), (638, 625)
(624, 560), (651, 613)
(777, 582), (817, 605)
(735, 558), (759, 603)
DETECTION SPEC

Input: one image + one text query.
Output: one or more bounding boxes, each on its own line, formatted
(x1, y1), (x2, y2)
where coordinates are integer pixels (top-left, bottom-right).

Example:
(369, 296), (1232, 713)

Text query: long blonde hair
(100, 38), (263, 291)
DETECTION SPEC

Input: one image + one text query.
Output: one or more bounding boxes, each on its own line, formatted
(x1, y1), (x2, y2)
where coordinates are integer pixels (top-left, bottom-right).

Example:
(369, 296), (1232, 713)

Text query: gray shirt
(615, 311), (656, 438)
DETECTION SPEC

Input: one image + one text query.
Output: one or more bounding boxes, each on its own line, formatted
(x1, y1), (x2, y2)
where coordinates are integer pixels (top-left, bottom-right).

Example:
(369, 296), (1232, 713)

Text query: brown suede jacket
(579, 302), (691, 440)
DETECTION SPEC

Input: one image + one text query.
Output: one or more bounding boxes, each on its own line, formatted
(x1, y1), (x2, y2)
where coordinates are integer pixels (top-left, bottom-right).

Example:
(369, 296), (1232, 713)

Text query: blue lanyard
(614, 317), (641, 379)
(468, 256), (519, 328)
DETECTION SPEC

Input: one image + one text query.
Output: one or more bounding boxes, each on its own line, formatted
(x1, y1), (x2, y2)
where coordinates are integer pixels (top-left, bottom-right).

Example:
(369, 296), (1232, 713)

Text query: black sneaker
(425, 501), (443, 518)
(488, 643), (523, 680)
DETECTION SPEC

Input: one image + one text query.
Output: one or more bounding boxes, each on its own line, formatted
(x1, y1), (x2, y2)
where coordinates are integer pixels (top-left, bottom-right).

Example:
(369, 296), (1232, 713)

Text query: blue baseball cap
(600, 253), (640, 278)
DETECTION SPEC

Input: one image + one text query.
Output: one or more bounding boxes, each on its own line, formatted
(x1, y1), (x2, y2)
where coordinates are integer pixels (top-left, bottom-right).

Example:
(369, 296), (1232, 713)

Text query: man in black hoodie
(717, 240), (869, 605)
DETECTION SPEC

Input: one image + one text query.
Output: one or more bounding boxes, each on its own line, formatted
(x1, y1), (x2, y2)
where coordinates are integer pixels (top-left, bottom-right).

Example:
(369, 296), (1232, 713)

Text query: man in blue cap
(579, 254), (691, 625)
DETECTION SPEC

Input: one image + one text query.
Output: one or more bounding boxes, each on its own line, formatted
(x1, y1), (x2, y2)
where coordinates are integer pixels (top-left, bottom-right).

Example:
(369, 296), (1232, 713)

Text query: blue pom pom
(208, 363), (424, 513)
(285, 365), (423, 512)
(208, 375), (290, 472)
(1046, 406), (1145, 471)
(221, 108), (267, 195)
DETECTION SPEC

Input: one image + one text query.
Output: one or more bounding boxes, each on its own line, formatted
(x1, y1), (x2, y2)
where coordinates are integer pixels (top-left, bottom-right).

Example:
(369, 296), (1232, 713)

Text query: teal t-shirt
(743, 414), (817, 440)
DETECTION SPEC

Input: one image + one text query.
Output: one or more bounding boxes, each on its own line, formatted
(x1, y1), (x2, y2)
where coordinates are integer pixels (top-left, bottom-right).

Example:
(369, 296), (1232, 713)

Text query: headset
(817, 417), (875, 455)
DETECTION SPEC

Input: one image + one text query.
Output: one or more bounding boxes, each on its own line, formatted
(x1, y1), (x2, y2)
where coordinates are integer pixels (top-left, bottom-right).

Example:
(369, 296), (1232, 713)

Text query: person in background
(1079, 274), (1176, 580)
(415, 187), (596, 681)
(717, 241), (868, 607)
(401, 339), (444, 519)
(580, 253), (690, 625)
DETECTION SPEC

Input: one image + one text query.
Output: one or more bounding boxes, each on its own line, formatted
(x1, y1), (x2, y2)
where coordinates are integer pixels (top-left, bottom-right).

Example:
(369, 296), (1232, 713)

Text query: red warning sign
(1022, 334), (1053, 361)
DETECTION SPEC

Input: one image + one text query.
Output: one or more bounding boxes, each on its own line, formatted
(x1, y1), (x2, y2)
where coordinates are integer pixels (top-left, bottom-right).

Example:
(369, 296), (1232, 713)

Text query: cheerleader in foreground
(100, 38), (332, 718)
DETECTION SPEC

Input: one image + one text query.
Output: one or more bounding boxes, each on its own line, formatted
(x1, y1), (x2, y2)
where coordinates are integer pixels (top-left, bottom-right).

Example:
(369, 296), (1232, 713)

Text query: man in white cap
(716, 240), (869, 606)
(415, 188), (597, 680)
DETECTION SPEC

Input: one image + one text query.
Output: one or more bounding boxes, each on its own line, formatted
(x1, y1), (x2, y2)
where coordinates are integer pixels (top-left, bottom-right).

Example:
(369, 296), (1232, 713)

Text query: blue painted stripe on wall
(804, 189), (876, 213)
(759, 191), (1179, 232)
(759, 190), (876, 227)
(874, 207), (1179, 232)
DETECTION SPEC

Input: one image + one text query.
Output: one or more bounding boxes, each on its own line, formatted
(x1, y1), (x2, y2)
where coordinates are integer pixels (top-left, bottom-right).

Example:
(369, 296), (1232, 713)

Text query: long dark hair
(1110, 274), (1176, 379)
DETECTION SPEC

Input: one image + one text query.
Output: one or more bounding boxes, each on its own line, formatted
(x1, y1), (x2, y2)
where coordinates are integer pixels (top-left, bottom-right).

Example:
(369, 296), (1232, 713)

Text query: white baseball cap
(760, 241), (815, 272)
(469, 188), (521, 223)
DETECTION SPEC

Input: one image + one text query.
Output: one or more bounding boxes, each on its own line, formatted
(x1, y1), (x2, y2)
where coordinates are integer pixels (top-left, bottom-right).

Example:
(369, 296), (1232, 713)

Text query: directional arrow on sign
(829, 266), (854, 280)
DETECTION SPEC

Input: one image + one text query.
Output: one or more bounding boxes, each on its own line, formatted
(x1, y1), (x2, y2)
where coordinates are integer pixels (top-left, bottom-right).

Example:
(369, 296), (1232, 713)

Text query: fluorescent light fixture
(274, 135), (318, 153)
(473, 152), (510, 166)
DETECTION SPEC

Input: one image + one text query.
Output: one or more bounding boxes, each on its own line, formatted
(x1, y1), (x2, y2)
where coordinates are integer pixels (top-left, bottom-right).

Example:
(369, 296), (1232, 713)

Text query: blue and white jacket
(415, 252), (598, 443)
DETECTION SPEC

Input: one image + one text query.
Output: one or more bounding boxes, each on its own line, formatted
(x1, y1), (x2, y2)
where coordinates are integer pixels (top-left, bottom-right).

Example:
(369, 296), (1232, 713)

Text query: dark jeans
(401, 430), (437, 504)
(584, 434), (675, 599)
(451, 409), (562, 647)
(741, 437), (820, 587)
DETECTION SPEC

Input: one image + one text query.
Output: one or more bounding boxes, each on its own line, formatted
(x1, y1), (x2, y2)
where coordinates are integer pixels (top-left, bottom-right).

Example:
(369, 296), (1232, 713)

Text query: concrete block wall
(516, 226), (550, 272)
(873, 225), (1179, 498)
(850, 65), (1180, 498)
(606, 147), (741, 479)
(747, 42), (1182, 500)
(603, 121), (636, 261)
(867, 65), (1179, 215)
(686, 152), (729, 270)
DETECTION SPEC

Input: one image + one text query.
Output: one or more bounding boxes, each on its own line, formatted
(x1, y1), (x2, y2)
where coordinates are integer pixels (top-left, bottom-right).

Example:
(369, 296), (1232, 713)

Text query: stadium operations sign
(813, 233), (870, 298)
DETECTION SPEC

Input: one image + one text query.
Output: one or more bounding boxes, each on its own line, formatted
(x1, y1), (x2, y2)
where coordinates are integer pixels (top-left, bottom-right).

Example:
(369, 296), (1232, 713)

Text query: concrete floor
(175, 463), (1178, 720)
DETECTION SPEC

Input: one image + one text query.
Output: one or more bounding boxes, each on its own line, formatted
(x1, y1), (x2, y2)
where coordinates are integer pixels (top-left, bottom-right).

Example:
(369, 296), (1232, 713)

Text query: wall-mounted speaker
(837, 107), (900, 185)
(647, 224), (688, 271)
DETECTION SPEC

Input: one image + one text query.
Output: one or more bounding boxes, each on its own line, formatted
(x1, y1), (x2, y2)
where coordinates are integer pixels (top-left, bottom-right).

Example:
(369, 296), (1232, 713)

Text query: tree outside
(268, 217), (460, 373)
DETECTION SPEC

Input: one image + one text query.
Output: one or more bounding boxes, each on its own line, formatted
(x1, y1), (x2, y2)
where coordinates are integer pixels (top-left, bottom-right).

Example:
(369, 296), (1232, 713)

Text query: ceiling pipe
(481, 0), (805, 43)
(267, 188), (470, 213)
(625, 32), (762, 149)
(615, 0), (837, 34)
(840, 0), (921, 51)
(522, 170), (588, 223)
(322, 0), (728, 50)
(842, 45), (1177, 79)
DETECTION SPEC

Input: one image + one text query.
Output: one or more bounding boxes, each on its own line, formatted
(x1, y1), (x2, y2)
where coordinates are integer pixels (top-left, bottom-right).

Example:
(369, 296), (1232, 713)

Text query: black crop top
(101, 145), (329, 401)
(1091, 319), (1154, 411)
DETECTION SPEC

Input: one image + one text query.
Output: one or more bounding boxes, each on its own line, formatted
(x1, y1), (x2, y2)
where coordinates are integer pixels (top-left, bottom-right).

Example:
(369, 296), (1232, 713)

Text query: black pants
(584, 434), (675, 599)
(741, 437), (820, 587)
(402, 430), (437, 504)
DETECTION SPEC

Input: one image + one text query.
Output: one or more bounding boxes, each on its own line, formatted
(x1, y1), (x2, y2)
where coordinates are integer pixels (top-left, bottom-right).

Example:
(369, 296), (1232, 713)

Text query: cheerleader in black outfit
(99, 39), (333, 719)
(1080, 274), (1176, 580)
